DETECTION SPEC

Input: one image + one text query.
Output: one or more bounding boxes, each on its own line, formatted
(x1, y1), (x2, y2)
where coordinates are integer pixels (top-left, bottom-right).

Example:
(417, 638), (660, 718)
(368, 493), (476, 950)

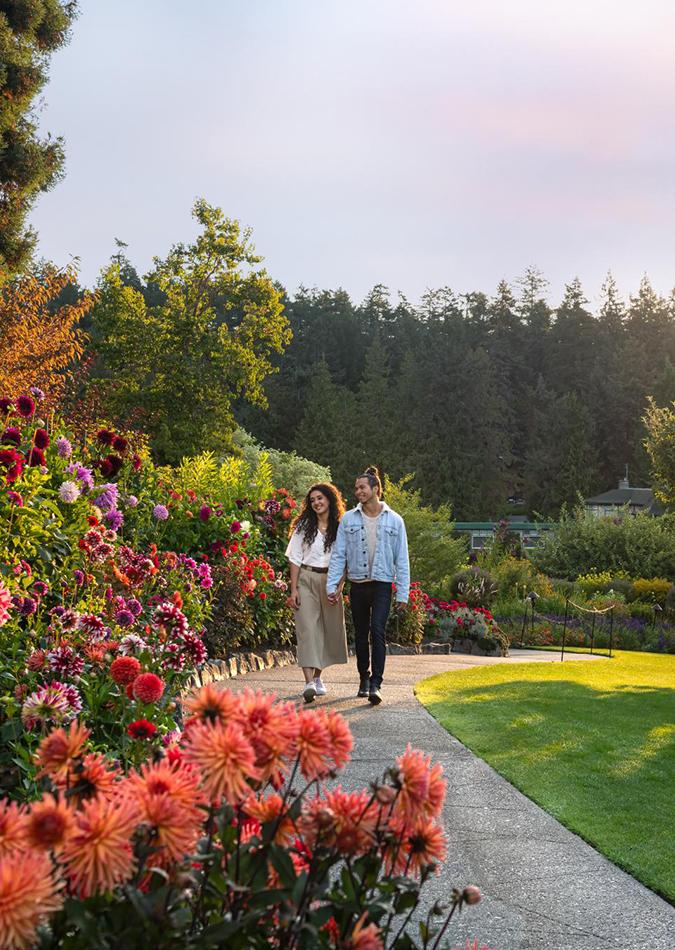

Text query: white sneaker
(314, 677), (327, 696)
(303, 681), (317, 704)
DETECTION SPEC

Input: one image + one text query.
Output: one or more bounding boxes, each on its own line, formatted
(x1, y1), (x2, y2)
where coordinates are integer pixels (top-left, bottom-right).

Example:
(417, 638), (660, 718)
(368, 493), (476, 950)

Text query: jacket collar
(355, 501), (391, 515)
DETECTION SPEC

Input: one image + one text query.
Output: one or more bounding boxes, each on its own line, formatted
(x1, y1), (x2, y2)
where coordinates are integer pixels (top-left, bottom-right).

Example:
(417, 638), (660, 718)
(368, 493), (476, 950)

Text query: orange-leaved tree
(0, 264), (96, 404)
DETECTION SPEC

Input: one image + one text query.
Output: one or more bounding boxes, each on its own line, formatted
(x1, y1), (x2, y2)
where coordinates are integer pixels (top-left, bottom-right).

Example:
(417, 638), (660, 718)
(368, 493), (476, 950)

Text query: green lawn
(415, 651), (675, 902)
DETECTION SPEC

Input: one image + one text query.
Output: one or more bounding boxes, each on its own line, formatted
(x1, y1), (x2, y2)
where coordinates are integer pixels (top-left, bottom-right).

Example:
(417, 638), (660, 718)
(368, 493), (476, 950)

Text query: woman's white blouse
(285, 529), (331, 568)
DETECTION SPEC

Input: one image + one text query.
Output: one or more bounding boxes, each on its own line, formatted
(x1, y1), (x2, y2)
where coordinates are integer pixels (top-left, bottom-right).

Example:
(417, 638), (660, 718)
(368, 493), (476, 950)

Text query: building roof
(454, 522), (554, 531)
(585, 487), (654, 506)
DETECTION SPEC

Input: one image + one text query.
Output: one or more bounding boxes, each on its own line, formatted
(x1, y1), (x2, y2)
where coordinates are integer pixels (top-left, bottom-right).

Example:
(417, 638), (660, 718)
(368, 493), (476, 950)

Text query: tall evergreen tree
(0, 0), (79, 279)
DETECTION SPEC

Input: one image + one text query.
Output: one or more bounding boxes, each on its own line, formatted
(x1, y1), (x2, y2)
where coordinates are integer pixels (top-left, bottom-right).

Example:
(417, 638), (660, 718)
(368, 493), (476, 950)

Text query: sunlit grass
(415, 651), (675, 901)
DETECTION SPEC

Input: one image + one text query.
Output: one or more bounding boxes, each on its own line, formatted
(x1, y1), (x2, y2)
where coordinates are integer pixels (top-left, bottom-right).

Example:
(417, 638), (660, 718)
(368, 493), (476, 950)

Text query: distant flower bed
(423, 596), (509, 654)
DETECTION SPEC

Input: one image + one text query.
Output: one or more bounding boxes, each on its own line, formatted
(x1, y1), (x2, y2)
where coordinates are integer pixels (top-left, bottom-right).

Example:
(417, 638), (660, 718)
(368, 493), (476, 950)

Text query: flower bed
(423, 597), (509, 656)
(0, 685), (486, 949)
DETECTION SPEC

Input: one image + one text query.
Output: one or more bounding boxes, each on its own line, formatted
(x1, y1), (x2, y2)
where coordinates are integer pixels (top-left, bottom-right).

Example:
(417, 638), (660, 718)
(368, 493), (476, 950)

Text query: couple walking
(285, 466), (410, 706)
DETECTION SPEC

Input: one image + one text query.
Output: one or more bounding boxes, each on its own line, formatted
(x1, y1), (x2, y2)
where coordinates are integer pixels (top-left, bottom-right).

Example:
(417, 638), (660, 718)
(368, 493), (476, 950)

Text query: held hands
(395, 601), (407, 612)
(286, 589), (301, 610)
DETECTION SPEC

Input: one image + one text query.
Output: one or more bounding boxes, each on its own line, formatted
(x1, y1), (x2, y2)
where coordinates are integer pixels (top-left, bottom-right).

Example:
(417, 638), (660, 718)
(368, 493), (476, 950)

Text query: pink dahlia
(0, 582), (12, 627)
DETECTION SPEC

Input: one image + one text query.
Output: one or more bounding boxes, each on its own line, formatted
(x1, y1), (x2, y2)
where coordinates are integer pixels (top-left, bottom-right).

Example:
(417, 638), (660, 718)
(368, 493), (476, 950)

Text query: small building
(584, 475), (661, 518)
(454, 518), (555, 552)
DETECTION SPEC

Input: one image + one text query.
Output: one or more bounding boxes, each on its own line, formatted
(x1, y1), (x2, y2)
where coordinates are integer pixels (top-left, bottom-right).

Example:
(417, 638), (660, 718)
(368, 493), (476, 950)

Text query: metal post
(520, 598), (529, 648)
(608, 607), (614, 658)
(560, 598), (569, 661)
(530, 596), (536, 644)
(589, 612), (596, 655)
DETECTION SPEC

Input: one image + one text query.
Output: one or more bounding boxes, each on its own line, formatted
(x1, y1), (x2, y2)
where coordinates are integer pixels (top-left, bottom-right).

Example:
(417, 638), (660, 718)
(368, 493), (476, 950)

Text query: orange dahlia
(243, 793), (294, 845)
(348, 912), (384, 950)
(0, 801), (27, 858)
(295, 710), (332, 781)
(135, 792), (202, 869)
(401, 816), (447, 877)
(323, 709), (353, 770)
(0, 849), (64, 950)
(34, 720), (91, 783)
(235, 691), (299, 783)
(392, 746), (431, 824)
(25, 794), (74, 852)
(184, 720), (260, 805)
(69, 752), (120, 802)
(61, 796), (137, 897)
(323, 787), (378, 856)
(123, 758), (203, 815)
(183, 683), (239, 727)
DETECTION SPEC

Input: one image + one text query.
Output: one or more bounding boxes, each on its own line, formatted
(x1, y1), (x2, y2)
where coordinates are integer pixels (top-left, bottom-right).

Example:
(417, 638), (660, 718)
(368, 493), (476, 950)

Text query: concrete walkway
(229, 649), (674, 949)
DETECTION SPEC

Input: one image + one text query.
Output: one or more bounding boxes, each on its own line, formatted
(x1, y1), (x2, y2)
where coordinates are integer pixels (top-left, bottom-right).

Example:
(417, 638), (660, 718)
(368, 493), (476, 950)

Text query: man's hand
(395, 601), (407, 612)
(326, 591), (340, 605)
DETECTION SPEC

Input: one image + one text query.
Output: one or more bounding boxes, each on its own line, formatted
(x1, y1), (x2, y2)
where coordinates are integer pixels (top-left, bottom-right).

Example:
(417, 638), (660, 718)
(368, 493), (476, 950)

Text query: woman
(286, 483), (348, 703)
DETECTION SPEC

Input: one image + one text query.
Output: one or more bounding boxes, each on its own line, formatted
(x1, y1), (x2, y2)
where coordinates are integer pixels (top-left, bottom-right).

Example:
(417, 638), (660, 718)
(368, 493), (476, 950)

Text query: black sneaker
(357, 677), (370, 698)
(368, 686), (382, 706)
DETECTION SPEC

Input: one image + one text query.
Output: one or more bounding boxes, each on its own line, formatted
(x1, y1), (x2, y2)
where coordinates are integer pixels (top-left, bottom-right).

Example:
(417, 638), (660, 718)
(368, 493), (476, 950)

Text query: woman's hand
(287, 588), (301, 610)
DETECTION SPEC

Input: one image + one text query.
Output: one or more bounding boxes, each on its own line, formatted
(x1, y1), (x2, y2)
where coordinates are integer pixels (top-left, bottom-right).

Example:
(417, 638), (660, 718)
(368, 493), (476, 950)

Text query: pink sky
(31, 0), (675, 308)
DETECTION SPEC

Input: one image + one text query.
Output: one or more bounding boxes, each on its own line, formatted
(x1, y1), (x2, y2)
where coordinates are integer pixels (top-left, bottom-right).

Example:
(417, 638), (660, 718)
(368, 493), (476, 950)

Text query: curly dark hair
(289, 483), (345, 551)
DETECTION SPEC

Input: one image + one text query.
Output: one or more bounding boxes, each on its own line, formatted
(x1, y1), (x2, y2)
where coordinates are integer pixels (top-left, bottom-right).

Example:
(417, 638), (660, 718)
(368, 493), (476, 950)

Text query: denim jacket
(326, 502), (410, 602)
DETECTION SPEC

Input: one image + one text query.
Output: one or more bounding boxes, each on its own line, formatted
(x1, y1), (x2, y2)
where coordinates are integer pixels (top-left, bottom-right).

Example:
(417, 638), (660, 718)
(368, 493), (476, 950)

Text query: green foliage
(234, 428), (331, 499)
(0, 0), (78, 277)
(643, 397), (675, 508)
(491, 556), (552, 599)
(383, 475), (466, 595)
(629, 577), (672, 606)
(449, 567), (498, 608)
(89, 201), (291, 463)
(531, 510), (675, 580)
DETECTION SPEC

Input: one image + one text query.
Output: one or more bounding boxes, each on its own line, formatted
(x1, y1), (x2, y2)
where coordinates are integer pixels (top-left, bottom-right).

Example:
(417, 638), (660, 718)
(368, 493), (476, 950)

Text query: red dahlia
(96, 428), (115, 446)
(112, 435), (128, 454)
(27, 447), (46, 467)
(133, 672), (165, 703)
(16, 395), (36, 417)
(1, 427), (21, 446)
(110, 655), (141, 685)
(33, 428), (50, 449)
(127, 719), (157, 739)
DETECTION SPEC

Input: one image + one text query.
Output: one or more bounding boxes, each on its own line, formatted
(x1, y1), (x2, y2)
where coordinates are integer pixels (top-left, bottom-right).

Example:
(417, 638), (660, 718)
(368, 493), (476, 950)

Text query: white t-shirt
(285, 528), (331, 568)
(362, 511), (381, 577)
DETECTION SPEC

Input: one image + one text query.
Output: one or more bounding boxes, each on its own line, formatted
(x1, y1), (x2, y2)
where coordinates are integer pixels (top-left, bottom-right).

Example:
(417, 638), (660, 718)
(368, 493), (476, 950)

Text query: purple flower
(58, 480), (81, 504)
(29, 386), (45, 401)
(32, 581), (49, 597)
(56, 436), (72, 458)
(125, 494), (138, 508)
(67, 463), (94, 490)
(115, 608), (135, 628)
(127, 598), (143, 617)
(105, 509), (124, 530)
(73, 569), (85, 586)
(152, 504), (169, 521)
(199, 505), (212, 522)
(93, 483), (119, 513)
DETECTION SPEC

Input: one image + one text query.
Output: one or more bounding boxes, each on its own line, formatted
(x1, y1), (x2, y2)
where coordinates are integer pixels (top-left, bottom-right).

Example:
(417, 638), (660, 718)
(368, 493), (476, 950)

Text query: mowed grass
(415, 651), (675, 902)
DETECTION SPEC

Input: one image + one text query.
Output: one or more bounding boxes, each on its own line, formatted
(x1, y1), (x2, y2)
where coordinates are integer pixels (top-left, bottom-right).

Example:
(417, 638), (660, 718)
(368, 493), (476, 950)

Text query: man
(326, 466), (410, 705)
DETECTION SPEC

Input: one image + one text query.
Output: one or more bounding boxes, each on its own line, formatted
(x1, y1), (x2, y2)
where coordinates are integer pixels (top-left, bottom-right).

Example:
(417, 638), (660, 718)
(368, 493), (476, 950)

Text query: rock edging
(184, 649), (297, 692)
(388, 640), (507, 657)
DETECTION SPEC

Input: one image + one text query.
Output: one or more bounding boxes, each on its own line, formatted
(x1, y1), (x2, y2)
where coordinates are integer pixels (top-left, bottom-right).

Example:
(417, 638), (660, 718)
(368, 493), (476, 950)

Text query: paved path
(228, 649), (674, 949)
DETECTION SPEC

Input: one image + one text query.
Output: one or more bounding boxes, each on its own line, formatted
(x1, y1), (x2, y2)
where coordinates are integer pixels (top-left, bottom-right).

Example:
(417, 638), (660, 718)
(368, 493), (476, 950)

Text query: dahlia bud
(462, 885), (481, 905)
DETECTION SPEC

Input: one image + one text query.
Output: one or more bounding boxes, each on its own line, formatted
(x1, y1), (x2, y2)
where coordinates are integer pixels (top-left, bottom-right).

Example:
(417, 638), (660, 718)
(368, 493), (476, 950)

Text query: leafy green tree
(384, 475), (467, 594)
(643, 398), (675, 508)
(0, 0), (79, 279)
(234, 429), (331, 500)
(89, 200), (291, 463)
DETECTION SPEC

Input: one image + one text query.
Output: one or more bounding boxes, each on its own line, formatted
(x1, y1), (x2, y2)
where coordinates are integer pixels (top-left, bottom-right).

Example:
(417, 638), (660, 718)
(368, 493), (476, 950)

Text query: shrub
(384, 475), (467, 595)
(575, 571), (614, 596)
(234, 428), (332, 499)
(449, 567), (498, 608)
(629, 577), (672, 605)
(531, 509), (675, 580)
(492, 556), (551, 599)
(204, 563), (256, 655)
(388, 582), (425, 645)
(666, 584), (675, 617)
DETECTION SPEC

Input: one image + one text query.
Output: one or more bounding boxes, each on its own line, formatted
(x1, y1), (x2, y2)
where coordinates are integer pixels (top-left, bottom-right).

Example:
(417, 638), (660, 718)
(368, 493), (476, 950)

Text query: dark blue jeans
(349, 581), (392, 689)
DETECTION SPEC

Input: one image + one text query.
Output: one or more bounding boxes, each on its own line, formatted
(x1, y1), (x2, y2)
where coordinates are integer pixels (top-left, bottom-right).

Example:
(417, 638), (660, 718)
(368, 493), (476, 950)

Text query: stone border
(184, 648), (297, 691)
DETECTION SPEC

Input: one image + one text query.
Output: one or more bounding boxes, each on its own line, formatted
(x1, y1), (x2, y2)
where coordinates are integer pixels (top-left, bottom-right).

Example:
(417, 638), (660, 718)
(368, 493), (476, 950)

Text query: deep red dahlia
(0, 398), (13, 414)
(16, 395), (36, 418)
(96, 428), (115, 446)
(27, 447), (46, 467)
(104, 454), (123, 476)
(110, 655), (141, 685)
(33, 428), (50, 449)
(127, 719), (157, 739)
(133, 672), (165, 703)
(112, 435), (128, 454)
(0, 427), (21, 446)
